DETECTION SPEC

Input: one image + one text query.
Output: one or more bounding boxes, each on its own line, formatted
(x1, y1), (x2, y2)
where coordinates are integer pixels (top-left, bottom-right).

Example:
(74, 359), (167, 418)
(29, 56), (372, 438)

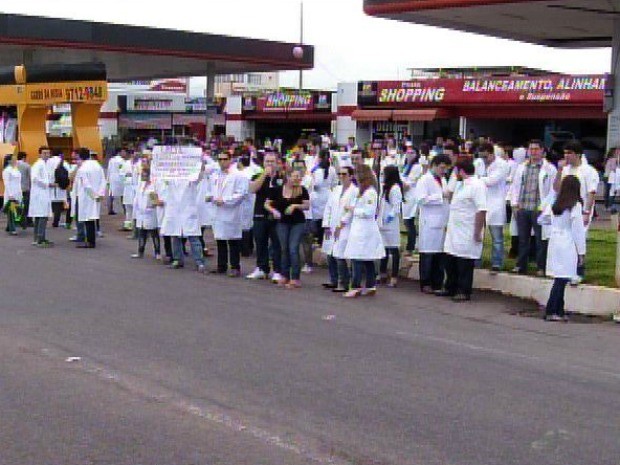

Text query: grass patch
(480, 228), (617, 288)
(401, 225), (618, 288)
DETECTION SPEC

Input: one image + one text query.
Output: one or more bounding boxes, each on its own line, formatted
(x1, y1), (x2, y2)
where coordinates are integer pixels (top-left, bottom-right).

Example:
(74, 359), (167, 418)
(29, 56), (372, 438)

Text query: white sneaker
(271, 272), (284, 283)
(301, 265), (313, 274)
(570, 276), (583, 286)
(246, 268), (267, 280)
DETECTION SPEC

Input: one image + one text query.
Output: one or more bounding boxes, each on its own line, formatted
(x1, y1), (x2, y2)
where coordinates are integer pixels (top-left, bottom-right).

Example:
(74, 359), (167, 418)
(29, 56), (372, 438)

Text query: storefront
(227, 91), (334, 149)
(337, 74), (608, 152)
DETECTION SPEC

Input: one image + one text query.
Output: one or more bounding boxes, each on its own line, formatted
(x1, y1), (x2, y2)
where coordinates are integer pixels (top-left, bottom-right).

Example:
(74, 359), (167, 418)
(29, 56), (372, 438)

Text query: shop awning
(351, 109), (392, 121)
(391, 109), (446, 121)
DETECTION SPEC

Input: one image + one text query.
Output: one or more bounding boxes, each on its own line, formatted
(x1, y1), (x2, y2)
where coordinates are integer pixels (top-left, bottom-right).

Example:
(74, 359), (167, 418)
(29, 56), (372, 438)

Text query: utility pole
(299, 1), (304, 91)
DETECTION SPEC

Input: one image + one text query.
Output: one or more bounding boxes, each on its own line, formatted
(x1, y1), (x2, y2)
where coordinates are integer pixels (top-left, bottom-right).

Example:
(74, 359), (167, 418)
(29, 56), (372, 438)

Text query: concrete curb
(314, 251), (620, 317)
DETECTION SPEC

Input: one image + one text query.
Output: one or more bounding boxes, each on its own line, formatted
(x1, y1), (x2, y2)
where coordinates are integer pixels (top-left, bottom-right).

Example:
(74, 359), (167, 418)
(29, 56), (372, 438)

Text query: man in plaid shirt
(510, 140), (557, 275)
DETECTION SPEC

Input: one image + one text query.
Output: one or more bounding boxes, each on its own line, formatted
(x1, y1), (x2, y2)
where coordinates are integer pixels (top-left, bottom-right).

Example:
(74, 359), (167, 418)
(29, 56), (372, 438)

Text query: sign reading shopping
(151, 146), (203, 182)
(247, 91), (333, 113)
(358, 75), (607, 107)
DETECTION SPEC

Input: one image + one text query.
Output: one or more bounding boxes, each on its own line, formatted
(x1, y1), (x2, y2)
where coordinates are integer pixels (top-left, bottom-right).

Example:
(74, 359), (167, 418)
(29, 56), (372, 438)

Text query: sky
(1, 0), (612, 93)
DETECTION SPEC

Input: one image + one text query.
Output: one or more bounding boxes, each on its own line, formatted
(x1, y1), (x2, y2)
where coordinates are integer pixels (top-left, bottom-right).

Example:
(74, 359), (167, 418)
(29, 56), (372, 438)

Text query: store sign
(314, 92), (332, 111)
(150, 79), (188, 93)
(118, 114), (172, 130)
(258, 92), (314, 112)
(358, 75), (606, 107)
(133, 98), (173, 111)
(26, 82), (107, 103)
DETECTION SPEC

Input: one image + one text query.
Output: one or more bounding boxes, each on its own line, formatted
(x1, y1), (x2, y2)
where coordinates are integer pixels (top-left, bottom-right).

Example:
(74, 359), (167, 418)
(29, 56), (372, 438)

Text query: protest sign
(151, 146), (202, 181)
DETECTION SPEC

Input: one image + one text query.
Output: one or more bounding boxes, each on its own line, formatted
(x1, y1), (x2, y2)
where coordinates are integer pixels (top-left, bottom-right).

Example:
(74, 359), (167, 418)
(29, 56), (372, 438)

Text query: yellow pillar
(71, 103), (103, 157)
(17, 104), (49, 164)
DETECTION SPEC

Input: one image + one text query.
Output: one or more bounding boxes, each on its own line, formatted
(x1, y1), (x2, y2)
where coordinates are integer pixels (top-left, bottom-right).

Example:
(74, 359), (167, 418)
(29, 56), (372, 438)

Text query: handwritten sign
(151, 146), (202, 181)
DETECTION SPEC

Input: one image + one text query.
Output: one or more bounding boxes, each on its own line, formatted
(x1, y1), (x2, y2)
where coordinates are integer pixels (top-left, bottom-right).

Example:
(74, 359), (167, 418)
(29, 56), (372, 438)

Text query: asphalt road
(0, 217), (619, 465)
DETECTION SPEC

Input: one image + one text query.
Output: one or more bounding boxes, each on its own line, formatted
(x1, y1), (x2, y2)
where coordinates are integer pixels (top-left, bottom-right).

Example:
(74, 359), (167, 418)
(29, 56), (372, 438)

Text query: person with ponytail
(378, 165), (404, 287)
(542, 175), (586, 321)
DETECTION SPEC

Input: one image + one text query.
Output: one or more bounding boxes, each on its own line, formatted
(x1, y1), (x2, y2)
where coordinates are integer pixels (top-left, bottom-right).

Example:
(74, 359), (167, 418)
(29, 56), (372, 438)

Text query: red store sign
(358, 75), (607, 107)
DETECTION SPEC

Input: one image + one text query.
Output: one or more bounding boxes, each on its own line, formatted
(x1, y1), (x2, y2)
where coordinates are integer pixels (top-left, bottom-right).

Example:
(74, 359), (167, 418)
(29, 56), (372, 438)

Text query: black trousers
(380, 247), (401, 277)
(21, 191), (31, 227)
(84, 220), (97, 247)
(444, 254), (475, 297)
(138, 228), (161, 255)
(217, 239), (241, 272)
(163, 236), (173, 259)
(419, 252), (444, 290)
(516, 209), (544, 273)
(241, 229), (254, 257)
(51, 201), (65, 227)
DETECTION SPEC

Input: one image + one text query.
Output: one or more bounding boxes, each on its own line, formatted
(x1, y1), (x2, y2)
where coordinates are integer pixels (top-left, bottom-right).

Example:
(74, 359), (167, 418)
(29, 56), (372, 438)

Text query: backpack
(55, 163), (70, 190)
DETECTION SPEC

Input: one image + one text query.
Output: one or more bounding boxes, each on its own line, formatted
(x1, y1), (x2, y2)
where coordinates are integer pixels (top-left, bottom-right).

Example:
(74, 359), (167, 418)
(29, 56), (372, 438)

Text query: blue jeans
(76, 221), (86, 242)
(489, 225), (504, 269)
(351, 260), (376, 289)
(172, 236), (204, 267)
(276, 222), (305, 280)
(546, 278), (569, 317)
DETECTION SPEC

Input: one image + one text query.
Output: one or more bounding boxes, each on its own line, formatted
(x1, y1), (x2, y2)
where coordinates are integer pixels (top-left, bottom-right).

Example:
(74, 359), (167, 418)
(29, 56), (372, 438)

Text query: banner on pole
(151, 146), (202, 181)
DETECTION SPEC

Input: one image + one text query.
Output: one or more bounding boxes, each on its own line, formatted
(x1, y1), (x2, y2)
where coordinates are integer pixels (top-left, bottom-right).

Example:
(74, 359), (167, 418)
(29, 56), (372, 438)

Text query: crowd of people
(0, 132), (605, 320)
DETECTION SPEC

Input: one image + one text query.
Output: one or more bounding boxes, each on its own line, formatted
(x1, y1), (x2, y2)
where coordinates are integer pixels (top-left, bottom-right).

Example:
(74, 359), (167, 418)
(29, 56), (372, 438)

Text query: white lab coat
(28, 158), (52, 218)
(196, 176), (214, 227)
(415, 171), (450, 253)
(322, 183), (358, 257)
(237, 167), (256, 231)
(210, 169), (248, 240)
(75, 159), (106, 222)
(46, 156), (69, 203)
(121, 160), (138, 206)
(160, 180), (201, 237)
(477, 156), (510, 226)
(2, 166), (22, 202)
(444, 177), (488, 259)
(154, 179), (169, 227)
(343, 187), (385, 260)
(378, 185), (403, 248)
(561, 162), (600, 226)
(402, 163), (423, 219)
(310, 166), (337, 220)
(107, 155), (124, 197)
(543, 203), (586, 279)
(133, 181), (158, 230)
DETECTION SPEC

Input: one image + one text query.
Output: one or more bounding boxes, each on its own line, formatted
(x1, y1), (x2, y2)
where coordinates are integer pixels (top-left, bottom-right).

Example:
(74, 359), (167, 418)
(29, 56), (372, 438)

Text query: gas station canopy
(0, 13), (314, 81)
(364, 0), (616, 48)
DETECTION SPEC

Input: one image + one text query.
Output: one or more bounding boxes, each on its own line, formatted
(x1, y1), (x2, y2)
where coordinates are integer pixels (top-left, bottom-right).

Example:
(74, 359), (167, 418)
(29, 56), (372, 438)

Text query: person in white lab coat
(208, 152), (248, 276)
(475, 142), (510, 272)
(415, 154), (452, 294)
(28, 146), (54, 246)
(378, 165), (403, 287)
(510, 140), (557, 276)
(47, 151), (69, 228)
(440, 159), (488, 302)
(196, 152), (217, 255)
(541, 175), (586, 321)
(120, 152), (138, 231)
(343, 165), (385, 298)
(2, 154), (22, 235)
(237, 152), (258, 258)
(74, 149), (107, 249)
(309, 149), (337, 247)
(401, 150), (425, 255)
(107, 150), (125, 215)
(555, 140), (600, 282)
(322, 166), (358, 292)
(131, 165), (161, 259)
(159, 175), (206, 272)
